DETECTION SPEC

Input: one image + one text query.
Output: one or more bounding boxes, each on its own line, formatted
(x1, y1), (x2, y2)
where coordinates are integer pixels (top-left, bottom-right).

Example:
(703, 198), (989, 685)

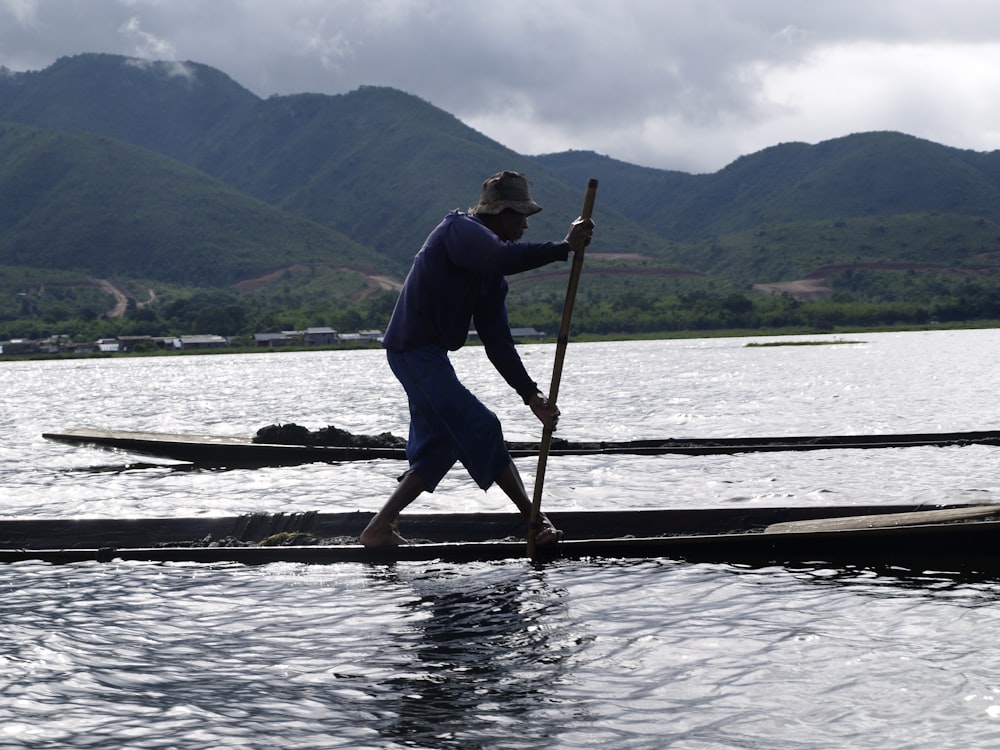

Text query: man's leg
(494, 461), (563, 544)
(359, 472), (427, 547)
(362, 348), (457, 548)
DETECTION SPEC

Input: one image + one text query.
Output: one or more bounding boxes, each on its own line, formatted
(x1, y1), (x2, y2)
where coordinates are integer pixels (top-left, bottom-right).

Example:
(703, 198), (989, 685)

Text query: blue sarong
(386, 346), (512, 491)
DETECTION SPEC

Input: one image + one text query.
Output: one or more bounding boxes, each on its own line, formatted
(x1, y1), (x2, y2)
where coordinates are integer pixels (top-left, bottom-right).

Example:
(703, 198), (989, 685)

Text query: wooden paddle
(527, 178), (598, 558)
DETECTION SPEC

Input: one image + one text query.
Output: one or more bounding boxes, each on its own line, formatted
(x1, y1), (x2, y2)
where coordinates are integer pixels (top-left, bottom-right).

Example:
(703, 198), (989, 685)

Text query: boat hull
(2, 504), (998, 573)
(42, 428), (1000, 468)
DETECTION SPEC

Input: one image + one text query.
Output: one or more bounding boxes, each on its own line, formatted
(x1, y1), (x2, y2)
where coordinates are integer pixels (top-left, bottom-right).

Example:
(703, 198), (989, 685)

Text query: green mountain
(6, 53), (1000, 279)
(3, 52), (1000, 339)
(0, 55), (661, 273)
(533, 137), (1000, 287)
(189, 86), (636, 269)
(0, 121), (380, 285)
(535, 135), (1000, 241)
(0, 54), (259, 165)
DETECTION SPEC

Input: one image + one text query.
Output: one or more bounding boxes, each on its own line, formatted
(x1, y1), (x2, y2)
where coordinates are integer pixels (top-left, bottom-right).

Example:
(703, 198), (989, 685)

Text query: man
(359, 171), (595, 548)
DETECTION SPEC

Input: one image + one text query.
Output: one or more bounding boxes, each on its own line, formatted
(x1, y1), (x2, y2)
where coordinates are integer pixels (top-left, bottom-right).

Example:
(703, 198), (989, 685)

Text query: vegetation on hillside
(0, 122), (383, 285)
(536, 134), (1000, 241)
(667, 213), (1000, 281)
(6, 262), (1000, 344)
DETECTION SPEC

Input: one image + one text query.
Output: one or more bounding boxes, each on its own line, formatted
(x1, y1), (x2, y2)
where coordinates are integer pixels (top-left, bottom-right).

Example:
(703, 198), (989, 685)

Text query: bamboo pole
(527, 178), (598, 559)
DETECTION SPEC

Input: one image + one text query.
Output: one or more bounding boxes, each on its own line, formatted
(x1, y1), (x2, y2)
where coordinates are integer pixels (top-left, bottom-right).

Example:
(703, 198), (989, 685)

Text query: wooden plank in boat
(764, 505), (1000, 534)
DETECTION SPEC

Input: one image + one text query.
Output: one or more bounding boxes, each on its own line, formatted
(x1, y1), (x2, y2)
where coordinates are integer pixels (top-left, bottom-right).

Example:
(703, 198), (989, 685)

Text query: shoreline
(3, 319), (999, 362)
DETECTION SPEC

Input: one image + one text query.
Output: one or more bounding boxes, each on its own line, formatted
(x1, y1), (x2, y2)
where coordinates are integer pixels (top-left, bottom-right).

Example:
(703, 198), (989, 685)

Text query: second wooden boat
(42, 427), (1000, 469)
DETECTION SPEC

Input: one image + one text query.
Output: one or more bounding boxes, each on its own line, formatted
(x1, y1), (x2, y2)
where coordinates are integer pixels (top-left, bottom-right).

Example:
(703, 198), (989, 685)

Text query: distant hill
(5, 53), (1000, 278)
(0, 54), (662, 272)
(190, 86), (661, 269)
(535, 134), (1000, 240)
(0, 54), (259, 165)
(3, 52), (1000, 339)
(0, 121), (380, 285)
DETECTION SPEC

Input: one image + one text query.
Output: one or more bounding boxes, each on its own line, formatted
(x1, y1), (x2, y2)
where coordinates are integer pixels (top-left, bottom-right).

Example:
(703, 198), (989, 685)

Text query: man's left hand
(529, 392), (560, 429)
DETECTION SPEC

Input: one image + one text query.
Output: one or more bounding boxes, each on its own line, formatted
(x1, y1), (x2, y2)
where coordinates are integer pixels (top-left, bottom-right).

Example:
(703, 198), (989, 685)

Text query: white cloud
(118, 15), (177, 60)
(118, 15), (196, 80)
(750, 40), (1000, 148)
(0, 0), (37, 26)
(1, 0), (1000, 172)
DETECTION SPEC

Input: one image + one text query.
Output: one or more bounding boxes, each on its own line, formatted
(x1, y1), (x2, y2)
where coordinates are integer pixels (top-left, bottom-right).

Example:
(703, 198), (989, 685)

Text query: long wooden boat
(42, 427), (1000, 469)
(3, 503), (999, 572)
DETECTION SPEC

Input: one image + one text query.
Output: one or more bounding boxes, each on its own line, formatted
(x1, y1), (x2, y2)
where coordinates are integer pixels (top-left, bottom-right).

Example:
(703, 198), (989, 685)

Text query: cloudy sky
(2, 0), (999, 173)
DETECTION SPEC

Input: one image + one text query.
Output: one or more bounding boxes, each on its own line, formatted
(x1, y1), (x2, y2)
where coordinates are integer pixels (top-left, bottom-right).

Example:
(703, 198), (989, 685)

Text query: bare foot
(359, 522), (408, 548)
(534, 522), (564, 546)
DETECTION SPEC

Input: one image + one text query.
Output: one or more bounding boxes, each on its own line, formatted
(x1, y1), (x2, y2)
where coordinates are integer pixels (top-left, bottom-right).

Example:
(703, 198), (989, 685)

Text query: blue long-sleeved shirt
(382, 211), (570, 402)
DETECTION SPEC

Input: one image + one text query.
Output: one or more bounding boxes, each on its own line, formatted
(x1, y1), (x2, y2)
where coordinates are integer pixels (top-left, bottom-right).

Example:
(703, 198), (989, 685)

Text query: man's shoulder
(433, 210), (489, 240)
(442, 209), (477, 225)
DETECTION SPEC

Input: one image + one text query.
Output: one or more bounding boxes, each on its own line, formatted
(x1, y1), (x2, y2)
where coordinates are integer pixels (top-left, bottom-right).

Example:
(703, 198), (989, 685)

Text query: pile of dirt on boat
(161, 531), (359, 548)
(252, 423), (580, 451)
(253, 423), (406, 448)
(155, 511), (366, 549)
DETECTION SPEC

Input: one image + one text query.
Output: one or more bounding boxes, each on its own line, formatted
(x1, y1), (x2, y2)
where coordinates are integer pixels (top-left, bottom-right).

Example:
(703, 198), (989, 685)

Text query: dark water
(4, 332), (1000, 747)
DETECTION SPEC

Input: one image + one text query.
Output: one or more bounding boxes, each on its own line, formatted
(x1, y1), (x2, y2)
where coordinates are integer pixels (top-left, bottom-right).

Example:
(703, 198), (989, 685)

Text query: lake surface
(3, 330), (1000, 748)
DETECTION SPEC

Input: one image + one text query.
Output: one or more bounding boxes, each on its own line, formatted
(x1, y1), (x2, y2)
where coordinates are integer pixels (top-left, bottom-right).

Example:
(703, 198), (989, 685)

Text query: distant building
(66, 341), (98, 354)
(253, 332), (295, 348)
(511, 327), (546, 340)
(173, 334), (229, 350)
(302, 327), (339, 346)
(39, 335), (70, 353)
(467, 327), (547, 342)
(0, 339), (39, 356)
(115, 336), (154, 352)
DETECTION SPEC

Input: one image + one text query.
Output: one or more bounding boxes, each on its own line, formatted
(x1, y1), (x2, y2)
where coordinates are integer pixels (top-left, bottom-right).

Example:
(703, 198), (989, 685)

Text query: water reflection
(780, 563), (1000, 599)
(365, 564), (573, 748)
